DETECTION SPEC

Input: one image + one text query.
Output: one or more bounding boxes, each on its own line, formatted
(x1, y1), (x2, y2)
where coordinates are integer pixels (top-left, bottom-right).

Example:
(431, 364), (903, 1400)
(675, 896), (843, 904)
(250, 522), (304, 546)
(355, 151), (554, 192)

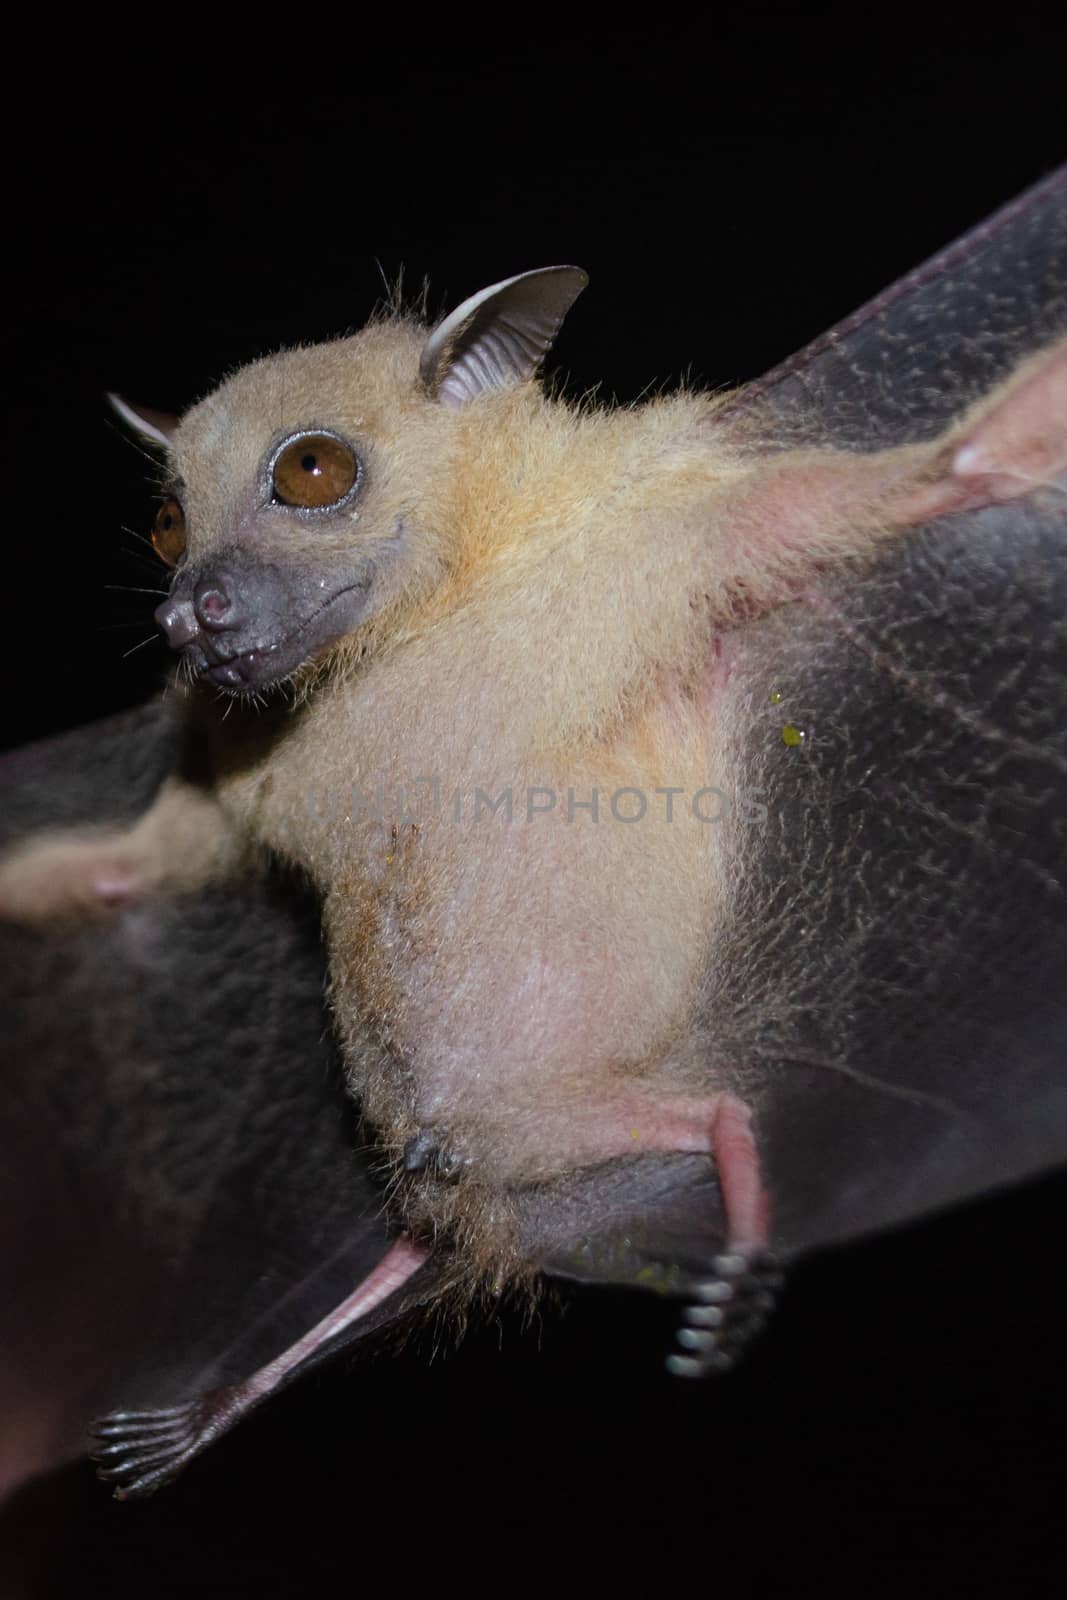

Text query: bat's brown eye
(272, 433), (359, 509)
(152, 497), (187, 566)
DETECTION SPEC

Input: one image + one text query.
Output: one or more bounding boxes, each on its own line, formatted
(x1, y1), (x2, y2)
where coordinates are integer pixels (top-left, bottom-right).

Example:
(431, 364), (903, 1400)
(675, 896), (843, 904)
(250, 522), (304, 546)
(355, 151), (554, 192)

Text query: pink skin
(223, 1236), (430, 1407)
(0, 843), (145, 921)
(92, 873), (143, 906)
(565, 1089), (771, 1252)
(652, 1091), (772, 1251)
(706, 1093), (772, 1251)
(95, 1101), (769, 1498)
(93, 1238), (431, 1499)
(949, 339), (1067, 503)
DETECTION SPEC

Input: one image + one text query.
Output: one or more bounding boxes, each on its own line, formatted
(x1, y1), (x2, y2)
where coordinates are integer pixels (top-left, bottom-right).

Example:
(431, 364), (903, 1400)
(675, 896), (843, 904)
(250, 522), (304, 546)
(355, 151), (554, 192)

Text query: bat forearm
(0, 777), (243, 924)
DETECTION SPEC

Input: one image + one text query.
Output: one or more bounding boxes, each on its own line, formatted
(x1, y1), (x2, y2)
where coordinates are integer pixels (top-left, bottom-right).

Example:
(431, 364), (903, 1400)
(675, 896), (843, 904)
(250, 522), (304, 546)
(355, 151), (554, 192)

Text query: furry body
(4, 269), (1065, 1286)
(190, 348), (751, 1267)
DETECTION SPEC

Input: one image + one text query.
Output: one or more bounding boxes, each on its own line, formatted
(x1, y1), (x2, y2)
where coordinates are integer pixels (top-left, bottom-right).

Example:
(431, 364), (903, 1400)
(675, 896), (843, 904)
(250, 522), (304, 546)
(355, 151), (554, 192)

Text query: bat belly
(324, 720), (725, 1189)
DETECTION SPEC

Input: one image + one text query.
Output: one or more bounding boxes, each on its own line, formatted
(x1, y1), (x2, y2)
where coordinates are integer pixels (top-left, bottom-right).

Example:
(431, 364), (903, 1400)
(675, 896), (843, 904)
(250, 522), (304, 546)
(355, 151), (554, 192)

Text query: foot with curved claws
(664, 1092), (781, 1377)
(89, 1237), (430, 1497)
(90, 1390), (239, 1499)
(666, 1247), (784, 1377)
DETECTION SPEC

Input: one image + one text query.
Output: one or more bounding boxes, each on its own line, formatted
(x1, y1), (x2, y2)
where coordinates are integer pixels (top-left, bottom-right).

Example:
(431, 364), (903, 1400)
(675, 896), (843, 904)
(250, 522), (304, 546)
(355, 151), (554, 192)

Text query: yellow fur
(4, 289), (1064, 1296)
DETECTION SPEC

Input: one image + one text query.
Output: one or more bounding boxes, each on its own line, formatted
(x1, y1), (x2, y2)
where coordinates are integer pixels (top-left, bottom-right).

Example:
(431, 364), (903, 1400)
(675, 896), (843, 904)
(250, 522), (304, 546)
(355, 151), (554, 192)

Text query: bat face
(151, 323), (456, 692)
(146, 267), (592, 696)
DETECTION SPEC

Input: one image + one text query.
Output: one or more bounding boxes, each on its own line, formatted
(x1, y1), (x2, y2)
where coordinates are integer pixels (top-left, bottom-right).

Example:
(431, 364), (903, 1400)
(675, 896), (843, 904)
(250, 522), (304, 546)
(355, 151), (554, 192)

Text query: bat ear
(419, 265), (588, 410)
(107, 394), (179, 450)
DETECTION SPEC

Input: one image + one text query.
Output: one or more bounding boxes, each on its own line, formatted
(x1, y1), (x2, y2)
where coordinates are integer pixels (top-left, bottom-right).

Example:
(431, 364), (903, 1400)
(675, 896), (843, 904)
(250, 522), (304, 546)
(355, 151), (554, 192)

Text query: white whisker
(121, 634), (160, 660)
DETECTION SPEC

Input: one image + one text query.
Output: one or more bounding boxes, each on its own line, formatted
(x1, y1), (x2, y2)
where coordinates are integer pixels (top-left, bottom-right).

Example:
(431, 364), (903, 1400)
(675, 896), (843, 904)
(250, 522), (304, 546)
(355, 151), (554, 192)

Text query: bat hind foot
(89, 1389), (239, 1498)
(665, 1247), (783, 1378)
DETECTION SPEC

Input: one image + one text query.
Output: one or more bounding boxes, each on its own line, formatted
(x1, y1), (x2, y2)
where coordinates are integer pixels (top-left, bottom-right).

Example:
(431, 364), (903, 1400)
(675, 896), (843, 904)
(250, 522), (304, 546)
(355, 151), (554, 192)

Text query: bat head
(112, 267), (587, 695)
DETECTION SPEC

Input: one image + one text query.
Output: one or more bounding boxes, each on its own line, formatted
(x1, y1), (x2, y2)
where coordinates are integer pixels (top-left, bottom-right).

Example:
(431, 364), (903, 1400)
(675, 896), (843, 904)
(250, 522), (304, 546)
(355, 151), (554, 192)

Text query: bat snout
(152, 555), (367, 693)
(154, 597), (201, 651)
(193, 575), (243, 633)
(154, 572), (248, 656)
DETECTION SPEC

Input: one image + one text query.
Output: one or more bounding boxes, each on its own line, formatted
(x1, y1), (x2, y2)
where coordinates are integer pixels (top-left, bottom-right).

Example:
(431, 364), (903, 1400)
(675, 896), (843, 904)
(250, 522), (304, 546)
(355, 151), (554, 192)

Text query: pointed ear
(420, 266), (588, 410)
(107, 394), (179, 450)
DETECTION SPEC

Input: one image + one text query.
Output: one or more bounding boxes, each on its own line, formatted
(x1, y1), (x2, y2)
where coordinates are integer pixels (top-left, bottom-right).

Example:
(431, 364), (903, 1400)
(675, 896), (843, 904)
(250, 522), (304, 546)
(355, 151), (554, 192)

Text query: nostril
(196, 587), (233, 627)
(154, 599), (201, 650)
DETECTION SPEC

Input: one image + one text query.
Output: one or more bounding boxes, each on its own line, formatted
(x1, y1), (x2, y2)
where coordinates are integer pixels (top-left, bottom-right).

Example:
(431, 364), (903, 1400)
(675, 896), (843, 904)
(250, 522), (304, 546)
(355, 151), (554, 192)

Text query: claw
(94, 1404), (189, 1426)
(685, 1304), (726, 1329)
(92, 1415), (190, 1440)
(91, 1433), (186, 1462)
(88, 1240), (432, 1496)
(89, 1395), (223, 1499)
(666, 1248), (783, 1378)
(666, 1348), (734, 1378)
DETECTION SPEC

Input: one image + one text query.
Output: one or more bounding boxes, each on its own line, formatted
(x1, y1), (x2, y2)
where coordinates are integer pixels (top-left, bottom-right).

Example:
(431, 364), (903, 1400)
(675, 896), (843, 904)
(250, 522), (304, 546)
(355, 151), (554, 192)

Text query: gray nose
(154, 598), (201, 650)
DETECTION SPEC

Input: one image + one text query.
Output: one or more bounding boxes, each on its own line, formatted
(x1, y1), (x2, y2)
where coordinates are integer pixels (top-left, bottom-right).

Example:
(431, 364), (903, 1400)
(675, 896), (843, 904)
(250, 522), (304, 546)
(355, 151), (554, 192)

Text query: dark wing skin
(734, 164), (1066, 448)
(2, 168), (1064, 1494)
(0, 705), (445, 1499)
(540, 166), (1067, 1275)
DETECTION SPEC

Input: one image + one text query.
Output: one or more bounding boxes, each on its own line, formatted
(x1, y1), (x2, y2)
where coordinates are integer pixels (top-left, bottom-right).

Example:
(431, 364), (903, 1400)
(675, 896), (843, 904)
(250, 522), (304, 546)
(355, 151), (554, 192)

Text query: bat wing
(5, 169), (1065, 1494)
(541, 166), (1067, 1284)
(734, 164), (1066, 448)
(0, 706), (446, 1498)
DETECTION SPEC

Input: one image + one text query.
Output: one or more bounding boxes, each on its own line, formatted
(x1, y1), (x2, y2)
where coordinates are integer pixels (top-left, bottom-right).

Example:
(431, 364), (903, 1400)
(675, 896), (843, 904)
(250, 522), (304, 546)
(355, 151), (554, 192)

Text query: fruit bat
(1, 163), (1064, 1501)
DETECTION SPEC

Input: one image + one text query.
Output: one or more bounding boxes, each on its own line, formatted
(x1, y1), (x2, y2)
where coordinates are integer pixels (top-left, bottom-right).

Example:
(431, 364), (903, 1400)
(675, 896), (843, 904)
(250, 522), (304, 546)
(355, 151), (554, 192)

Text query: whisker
(121, 635), (161, 660)
(118, 557), (170, 586)
(104, 416), (167, 471)
(104, 583), (169, 598)
(117, 550), (166, 572)
(119, 524), (158, 550)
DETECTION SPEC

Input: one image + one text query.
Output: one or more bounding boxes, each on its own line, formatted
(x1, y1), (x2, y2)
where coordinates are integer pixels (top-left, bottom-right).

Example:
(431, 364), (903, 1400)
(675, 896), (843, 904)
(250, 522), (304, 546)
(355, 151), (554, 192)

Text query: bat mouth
(198, 643), (286, 691)
(183, 582), (370, 692)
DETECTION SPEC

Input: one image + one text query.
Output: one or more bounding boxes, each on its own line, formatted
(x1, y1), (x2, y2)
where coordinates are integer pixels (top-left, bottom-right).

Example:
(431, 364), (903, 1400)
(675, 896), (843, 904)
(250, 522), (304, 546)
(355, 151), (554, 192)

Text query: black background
(4, 15), (1067, 1592)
